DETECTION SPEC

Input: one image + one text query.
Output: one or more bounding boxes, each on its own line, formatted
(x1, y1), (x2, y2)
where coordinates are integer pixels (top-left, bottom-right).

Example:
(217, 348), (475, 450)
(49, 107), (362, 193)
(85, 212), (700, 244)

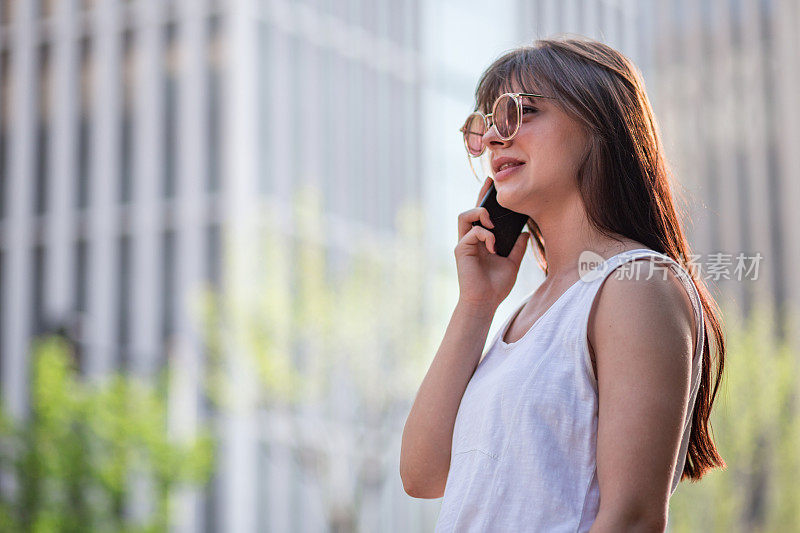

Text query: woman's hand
(454, 176), (530, 312)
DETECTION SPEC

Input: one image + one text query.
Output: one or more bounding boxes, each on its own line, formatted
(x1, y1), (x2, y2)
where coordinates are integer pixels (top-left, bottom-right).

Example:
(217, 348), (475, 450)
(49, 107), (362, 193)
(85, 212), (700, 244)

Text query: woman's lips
(494, 162), (524, 181)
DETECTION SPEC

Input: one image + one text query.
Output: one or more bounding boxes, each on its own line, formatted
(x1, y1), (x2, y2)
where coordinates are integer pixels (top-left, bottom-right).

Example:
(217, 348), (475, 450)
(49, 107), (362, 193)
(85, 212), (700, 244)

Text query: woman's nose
(482, 123), (509, 148)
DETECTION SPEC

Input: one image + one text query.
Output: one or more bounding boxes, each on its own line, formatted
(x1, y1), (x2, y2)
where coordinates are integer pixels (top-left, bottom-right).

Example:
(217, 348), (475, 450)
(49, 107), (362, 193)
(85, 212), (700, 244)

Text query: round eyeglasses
(459, 92), (555, 181)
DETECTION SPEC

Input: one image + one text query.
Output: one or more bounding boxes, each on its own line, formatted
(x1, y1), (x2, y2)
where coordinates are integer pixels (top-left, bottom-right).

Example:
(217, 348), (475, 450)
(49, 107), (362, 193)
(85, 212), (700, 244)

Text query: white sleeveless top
(435, 248), (705, 532)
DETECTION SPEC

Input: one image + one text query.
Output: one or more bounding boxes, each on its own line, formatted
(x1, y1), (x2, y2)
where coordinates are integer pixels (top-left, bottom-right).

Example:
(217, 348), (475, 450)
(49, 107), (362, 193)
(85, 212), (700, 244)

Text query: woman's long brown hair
(473, 36), (726, 481)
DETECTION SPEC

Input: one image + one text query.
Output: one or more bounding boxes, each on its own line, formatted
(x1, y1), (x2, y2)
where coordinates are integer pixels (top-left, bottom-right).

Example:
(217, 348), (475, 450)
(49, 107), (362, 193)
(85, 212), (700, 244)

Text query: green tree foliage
(0, 336), (214, 533)
(197, 184), (450, 531)
(198, 185), (447, 413)
(668, 300), (800, 532)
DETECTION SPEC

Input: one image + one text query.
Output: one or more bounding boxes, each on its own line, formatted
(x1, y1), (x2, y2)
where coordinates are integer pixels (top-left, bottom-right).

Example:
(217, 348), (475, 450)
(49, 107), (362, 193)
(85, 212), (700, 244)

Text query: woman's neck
(533, 195), (645, 280)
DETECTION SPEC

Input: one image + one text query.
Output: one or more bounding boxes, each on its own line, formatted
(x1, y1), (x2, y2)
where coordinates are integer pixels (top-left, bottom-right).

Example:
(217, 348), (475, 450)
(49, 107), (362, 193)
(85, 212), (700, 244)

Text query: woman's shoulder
(587, 252), (697, 373)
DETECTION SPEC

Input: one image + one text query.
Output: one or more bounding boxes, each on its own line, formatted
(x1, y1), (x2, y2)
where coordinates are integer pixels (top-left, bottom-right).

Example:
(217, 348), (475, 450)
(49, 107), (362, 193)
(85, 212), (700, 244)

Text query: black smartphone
(471, 183), (529, 257)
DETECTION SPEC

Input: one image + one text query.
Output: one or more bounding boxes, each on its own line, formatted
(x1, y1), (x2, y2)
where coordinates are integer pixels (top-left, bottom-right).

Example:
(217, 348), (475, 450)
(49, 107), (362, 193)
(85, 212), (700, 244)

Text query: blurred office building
(1, 0), (799, 532)
(526, 0), (800, 340)
(1, 0), (424, 531)
(428, 0), (800, 347)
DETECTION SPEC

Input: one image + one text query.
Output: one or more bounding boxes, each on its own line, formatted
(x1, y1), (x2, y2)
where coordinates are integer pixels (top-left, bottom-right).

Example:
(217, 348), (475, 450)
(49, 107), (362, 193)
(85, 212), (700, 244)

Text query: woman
(400, 37), (726, 532)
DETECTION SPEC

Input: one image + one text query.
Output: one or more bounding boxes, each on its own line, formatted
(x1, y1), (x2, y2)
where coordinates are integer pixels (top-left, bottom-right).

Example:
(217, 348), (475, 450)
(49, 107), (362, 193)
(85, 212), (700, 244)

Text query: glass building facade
(1, 0), (798, 531)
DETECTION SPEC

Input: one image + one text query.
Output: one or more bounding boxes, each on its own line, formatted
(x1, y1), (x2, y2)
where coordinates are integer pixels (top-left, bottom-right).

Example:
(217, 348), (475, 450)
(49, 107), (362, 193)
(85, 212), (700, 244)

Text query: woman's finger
(458, 208), (494, 240)
(459, 225), (496, 254)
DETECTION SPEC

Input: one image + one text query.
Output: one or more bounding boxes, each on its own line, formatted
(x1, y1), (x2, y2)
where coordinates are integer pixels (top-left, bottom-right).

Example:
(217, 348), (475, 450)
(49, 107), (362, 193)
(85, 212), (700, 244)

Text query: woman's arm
(402, 174), (527, 499)
(587, 266), (696, 532)
(399, 300), (495, 499)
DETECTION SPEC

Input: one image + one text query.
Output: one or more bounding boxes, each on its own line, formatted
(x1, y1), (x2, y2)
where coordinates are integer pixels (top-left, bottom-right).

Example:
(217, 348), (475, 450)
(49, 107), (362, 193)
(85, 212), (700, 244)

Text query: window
(32, 245), (45, 335)
(207, 15), (221, 193)
(205, 224), (220, 288)
(161, 230), (175, 343)
(0, 251), (4, 380)
(121, 29), (135, 203)
(258, 21), (271, 195)
(116, 234), (131, 369)
(34, 122), (47, 214)
(35, 44), (50, 215)
(164, 22), (177, 199)
(78, 37), (92, 209)
(0, 50), (9, 220)
(1, 0), (14, 26)
(38, 0), (55, 19)
(74, 239), (88, 313)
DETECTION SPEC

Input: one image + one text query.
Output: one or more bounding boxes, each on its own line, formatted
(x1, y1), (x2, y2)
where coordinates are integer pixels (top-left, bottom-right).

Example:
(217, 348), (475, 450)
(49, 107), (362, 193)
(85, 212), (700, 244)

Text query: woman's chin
(494, 187), (518, 211)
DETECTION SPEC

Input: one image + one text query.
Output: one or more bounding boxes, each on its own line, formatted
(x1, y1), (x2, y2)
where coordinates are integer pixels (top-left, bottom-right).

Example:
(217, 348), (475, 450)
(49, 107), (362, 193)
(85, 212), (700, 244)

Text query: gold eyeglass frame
(458, 92), (556, 181)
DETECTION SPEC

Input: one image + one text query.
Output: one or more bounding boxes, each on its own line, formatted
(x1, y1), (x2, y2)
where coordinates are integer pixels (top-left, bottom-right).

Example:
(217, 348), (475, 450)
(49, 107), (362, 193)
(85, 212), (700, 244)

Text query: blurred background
(0, 0), (799, 531)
